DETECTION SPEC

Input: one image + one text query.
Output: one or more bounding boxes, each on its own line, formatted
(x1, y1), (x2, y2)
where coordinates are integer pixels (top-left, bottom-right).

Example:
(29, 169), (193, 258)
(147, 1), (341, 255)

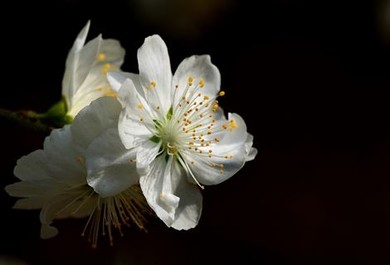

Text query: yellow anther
(229, 119), (238, 129)
(199, 78), (205, 88)
(212, 103), (219, 112)
(102, 63), (112, 75)
(204, 95), (209, 100)
(222, 124), (228, 130)
(97, 53), (106, 61)
(214, 137), (220, 142)
(150, 81), (156, 88)
(219, 91), (225, 96)
(137, 104), (143, 109)
(188, 76), (194, 85)
(102, 87), (117, 98)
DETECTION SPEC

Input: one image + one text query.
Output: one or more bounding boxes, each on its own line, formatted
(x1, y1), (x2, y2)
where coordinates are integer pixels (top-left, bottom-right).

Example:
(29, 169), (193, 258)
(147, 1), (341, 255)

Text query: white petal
(5, 180), (62, 199)
(66, 38), (125, 117)
(107, 71), (133, 93)
(13, 197), (48, 209)
(43, 126), (84, 183)
(245, 133), (258, 161)
(172, 55), (220, 109)
(39, 194), (80, 239)
(71, 96), (121, 150)
(62, 21), (91, 105)
(70, 35), (102, 98)
(41, 224), (58, 239)
(137, 35), (172, 114)
(217, 113), (248, 146)
(108, 71), (144, 96)
(170, 160), (202, 230)
(13, 150), (50, 181)
(136, 140), (161, 176)
(117, 79), (154, 149)
(14, 128), (82, 184)
(184, 113), (250, 185)
(139, 156), (179, 227)
(99, 39), (125, 66)
(86, 128), (139, 198)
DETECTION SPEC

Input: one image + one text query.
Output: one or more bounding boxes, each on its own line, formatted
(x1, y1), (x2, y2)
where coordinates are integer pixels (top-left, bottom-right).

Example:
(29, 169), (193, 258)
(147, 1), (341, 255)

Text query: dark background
(1, 0), (390, 264)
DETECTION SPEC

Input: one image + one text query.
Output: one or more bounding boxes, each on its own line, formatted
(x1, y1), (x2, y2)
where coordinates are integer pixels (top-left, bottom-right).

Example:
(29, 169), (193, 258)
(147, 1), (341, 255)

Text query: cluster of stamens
(134, 75), (238, 181)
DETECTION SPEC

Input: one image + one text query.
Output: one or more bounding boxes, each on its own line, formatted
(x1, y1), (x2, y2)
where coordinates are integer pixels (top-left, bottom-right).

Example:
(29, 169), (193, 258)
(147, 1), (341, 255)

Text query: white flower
(62, 21), (125, 118)
(5, 97), (150, 248)
(108, 35), (257, 230)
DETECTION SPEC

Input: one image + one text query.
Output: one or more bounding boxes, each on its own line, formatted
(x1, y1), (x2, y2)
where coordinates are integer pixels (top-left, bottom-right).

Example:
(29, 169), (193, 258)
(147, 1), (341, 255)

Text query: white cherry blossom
(5, 97), (150, 247)
(108, 35), (257, 230)
(62, 21), (125, 118)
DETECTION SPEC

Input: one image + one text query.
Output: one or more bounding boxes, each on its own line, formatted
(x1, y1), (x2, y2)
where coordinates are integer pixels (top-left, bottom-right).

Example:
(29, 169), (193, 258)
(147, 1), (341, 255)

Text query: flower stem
(0, 108), (53, 134)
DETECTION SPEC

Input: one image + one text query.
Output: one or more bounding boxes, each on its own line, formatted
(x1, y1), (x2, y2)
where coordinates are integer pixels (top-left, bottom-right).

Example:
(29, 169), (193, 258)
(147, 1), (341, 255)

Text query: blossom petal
(43, 126), (85, 184)
(137, 35), (172, 114)
(136, 140), (161, 176)
(5, 180), (62, 199)
(99, 39), (125, 66)
(170, 161), (202, 230)
(183, 113), (251, 185)
(62, 20), (91, 105)
(245, 133), (258, 161)
(41, 224), (58, 239)
(139, 156), (179, 227)
(117, 79), (154, 149)
(71, 96), (121, 150)
(39, 194), (79, 239)
(172, 55), (220, 110)
(86, 128), (139, 198)
(13, 150), (50, 181)
(14, 128), (82, 184)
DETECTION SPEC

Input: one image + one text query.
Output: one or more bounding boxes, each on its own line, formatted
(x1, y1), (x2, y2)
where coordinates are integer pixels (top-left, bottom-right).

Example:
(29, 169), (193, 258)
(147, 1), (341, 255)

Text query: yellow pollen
(97, 53), (106, 61)
(204, 95), (209, 100)
(188, 76), (194, 85)
(150, 81), (156, 88)
(212, 103), (219, 112)
(230, 119), (238, 129)
(102, 63), (112, 75)
(101, 87), (117, 98)
(199, 78), (205, 88)
(219, 91), (225, 96)
(137, 104), (143, 109)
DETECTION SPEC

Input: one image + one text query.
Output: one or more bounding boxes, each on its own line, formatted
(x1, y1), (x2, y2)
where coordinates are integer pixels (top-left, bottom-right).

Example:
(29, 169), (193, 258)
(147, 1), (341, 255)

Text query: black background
(1, 0), (390, 264)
